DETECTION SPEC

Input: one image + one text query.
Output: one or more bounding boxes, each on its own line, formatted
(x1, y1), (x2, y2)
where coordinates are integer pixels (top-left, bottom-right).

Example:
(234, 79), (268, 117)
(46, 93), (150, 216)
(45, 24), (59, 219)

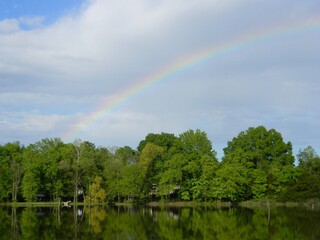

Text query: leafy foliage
(220, 126), (295, 200)
(0, 127), (318, 203)
(87, 176), (107, 203)
(281, 146), (320, 201)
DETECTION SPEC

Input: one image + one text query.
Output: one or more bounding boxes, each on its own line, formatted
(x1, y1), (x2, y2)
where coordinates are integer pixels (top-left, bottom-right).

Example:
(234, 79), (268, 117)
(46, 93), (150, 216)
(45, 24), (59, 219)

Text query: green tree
(79, 141), (100, 202)
(87, 176), (107, 204)
(22, 171), (40, 202)
(0, 142), (24, 202)
(221, 126), (294, 200)
(211, 162), (250, 201)
(297, 146), (320, 172)
(283, 146), (320, 200)
(72, 139), (83, 204)
(198, 155), (218, 201)
(138, 142), (164, 198)
(21, 138), (66, 201)
(251, 169), (268, 199)
(0, 145), (11, 201)
(177, 129), (216, 200)
(104, 146), (141, 201)
(157, 153), (184, 199)
(40, 138), (66, 200)
(120, 164), (141, 200)
(103, 148), (125, 202)
(137, 132), (177, 152)
(60, 139), (99, 203)
(22, 142), (43, 201)
(157, 129), (217, 201)
(115, 146), (138, 165)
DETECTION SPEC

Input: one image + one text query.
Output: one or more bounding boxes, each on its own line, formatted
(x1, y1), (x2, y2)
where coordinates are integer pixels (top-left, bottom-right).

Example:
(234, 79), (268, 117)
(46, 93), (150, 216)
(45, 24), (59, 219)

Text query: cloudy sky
(0, 0), (319, 157)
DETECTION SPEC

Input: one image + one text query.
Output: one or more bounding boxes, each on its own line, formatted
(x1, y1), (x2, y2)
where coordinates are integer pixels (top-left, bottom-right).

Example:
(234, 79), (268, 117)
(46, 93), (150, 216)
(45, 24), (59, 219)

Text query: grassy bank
(0, 200), (232, 208)
(0, 201), (109, 207)
(1, 199), (319, 209)
(238, 199), (320, 210)
(0, 202), (61, 207)
(146, 201), (232, 208)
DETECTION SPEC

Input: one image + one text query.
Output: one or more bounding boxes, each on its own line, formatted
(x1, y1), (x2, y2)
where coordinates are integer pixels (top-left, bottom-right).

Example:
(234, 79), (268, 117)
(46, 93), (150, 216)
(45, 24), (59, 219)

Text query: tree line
(0, 126), (319, 203)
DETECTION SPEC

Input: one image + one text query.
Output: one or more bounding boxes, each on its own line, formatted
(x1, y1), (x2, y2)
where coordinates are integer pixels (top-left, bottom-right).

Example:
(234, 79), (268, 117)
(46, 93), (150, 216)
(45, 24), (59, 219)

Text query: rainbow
(63, 16), (320, 141)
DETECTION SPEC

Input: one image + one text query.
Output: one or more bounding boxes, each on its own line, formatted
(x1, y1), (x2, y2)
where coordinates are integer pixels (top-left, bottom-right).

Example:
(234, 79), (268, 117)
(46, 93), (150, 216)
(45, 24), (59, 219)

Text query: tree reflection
(0, 206), (319, 239)
(20, 208), (39, 240)
(88, 206), (107, 234)
(0, 207), (11, 239)
(11, 207), (20, 240)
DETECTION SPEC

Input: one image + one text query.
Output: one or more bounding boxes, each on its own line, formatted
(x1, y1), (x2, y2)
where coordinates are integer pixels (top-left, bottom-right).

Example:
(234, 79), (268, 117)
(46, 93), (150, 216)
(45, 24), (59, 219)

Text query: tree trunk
(267, 199), (270, 224)
(74, 183), (78, 204)
(12, 181), (16, 202)
(10, 160), (22, 202)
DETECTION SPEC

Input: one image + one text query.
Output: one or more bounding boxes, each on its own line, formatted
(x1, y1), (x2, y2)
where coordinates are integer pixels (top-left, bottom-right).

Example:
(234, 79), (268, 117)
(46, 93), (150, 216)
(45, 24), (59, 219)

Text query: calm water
(0, 205), (319, 239)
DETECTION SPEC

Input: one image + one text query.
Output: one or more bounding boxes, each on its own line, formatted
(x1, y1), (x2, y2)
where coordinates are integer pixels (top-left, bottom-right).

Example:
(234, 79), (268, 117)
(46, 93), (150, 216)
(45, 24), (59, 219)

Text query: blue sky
(0, 0), (320, 159)
(0, 0), (83, 25)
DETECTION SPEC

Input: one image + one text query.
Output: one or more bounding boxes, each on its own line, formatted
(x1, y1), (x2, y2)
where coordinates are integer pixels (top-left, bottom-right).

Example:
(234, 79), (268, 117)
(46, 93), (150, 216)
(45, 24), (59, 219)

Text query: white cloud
(61, 110), (164, 147)
(19, 16), (45, 28)
(0, 0), (319, 152)
(0, 16), (45, 34)
(0, 112), (62, 132)
(0, 19), (20, 33)
(0, 111), (71, 144)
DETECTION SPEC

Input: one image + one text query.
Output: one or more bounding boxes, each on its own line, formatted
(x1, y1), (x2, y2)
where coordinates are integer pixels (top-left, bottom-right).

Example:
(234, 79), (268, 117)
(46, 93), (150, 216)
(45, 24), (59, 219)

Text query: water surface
(0, 205), (319, 239)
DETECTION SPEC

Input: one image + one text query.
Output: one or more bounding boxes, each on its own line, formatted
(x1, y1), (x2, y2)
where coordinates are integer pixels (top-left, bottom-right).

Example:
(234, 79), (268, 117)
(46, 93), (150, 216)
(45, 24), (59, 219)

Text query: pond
(0, 205), (319, 239)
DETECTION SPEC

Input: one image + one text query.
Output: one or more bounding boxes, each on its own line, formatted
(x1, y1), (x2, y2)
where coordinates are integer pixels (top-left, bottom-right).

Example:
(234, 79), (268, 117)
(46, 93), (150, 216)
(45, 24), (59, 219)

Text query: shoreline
(1, 199), (319, 209)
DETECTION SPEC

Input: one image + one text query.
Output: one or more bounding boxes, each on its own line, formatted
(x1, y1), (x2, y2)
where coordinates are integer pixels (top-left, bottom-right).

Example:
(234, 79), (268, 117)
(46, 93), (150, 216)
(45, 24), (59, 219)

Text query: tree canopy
(0, 126), (318, 203)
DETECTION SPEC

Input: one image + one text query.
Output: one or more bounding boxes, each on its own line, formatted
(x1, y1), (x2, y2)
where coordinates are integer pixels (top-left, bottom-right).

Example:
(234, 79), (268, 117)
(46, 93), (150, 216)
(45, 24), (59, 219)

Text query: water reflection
(0, 205), (319, 239)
